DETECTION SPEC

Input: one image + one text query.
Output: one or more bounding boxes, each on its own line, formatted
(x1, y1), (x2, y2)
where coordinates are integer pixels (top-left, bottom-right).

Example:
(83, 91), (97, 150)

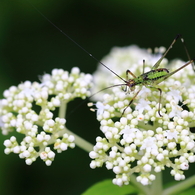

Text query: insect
(29, 2), (194, 117)
(120, 34), (194, 116)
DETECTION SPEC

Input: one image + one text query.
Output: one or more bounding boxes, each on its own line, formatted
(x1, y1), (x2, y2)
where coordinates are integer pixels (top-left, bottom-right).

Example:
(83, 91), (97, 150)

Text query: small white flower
(3, 140), (12, 147)
(186, 142), (195, 150)
(140, 137), (157, 152)
(166, 89), (182, 103)
(180, 162), (189, 170)
(169, 100), (183, 118)
(143, 164), (152, 172)
(164, 130), (178, 141)
(71, 67), (80, 74)
(60, 143), (68, 151)
(135, 99), (151, 114)
(89, 151), (98, 159)
(174, 173), (183, 181)
(167, 142), (176, 149)
(120, 126), (138, 139)
(95, 102), (110, 116)
(140, 177), (149, 185)
(156, 153), (164, 161)
(26, 159), (33, 165)
(138, 87), (151, 98)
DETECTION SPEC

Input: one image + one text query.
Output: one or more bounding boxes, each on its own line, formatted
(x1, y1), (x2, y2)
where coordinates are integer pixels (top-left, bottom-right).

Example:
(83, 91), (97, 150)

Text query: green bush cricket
(29, 3), (194, 117)
(119, 34), (195, 116)
(89, 35), (194, 117)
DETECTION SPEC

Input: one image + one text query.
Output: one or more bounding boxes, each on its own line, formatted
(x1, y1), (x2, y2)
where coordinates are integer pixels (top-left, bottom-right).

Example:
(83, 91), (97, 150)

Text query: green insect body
(119, 35), (194, 117)
(91, 35), (194, 117)
(129, 68), (169, 87)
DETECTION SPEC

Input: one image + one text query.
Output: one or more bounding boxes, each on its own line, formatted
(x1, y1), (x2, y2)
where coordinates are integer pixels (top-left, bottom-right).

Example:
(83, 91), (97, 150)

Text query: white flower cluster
(89, 46), (195, 186)
(0, 67), (93, 165)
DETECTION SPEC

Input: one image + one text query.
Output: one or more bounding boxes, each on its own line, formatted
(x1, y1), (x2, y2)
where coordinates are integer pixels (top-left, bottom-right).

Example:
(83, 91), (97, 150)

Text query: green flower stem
(51, 101), (94, 152)
(58, 101), (93, 152)
(162, 175), (195, 195)
(130, 172), (163, 195)
(59, 101), (67, 118)
(150, 172), (163, 195)
(65, 128), (94, 152)
(138, 122), (154, 131)
(130, 174), (150, 195)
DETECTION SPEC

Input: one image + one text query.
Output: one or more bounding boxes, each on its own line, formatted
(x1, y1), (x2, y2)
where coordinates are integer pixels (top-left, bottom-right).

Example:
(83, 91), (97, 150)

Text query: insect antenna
(67, 83), (127, 118)
(27, 1), (127, 84)
(27, 1), (134, 118)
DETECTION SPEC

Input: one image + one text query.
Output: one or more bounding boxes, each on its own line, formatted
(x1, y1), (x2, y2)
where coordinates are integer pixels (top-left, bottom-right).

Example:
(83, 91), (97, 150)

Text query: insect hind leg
(148, 86), (163, 117)
(179, 35), (195, 72)
(152, 34), (194, 71)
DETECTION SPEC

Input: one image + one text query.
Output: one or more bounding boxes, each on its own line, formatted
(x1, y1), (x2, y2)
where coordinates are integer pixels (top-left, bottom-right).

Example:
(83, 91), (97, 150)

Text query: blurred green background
(1, 0), (195, 194)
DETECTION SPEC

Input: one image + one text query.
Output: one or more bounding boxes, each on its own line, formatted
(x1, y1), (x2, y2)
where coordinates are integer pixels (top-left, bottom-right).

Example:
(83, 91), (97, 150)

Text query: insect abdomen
(146, 68), (169, 80)
(134, 68), (169, 86)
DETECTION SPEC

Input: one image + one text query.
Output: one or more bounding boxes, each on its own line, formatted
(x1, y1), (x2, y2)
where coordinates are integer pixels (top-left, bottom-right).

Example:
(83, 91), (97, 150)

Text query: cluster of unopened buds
(0, 45), (195, 187)
(0, 67), (93, 165)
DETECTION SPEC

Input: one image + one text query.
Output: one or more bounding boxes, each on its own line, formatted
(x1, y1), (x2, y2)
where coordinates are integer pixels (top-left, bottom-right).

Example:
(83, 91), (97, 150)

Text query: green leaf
(178, 187), (195, 195)
(82, 179), (138, 195)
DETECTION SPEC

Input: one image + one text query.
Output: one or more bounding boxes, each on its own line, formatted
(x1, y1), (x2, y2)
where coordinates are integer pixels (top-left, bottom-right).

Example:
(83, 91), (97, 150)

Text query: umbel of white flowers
(89, 45), (195, 186)
(1, 45), (195, 186)
(1, 68), (93, 166)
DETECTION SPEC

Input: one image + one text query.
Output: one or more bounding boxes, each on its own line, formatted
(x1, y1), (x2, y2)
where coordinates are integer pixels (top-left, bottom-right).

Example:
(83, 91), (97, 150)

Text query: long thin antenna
(27, 1), (127, 83)
(68, 83), (127, 116)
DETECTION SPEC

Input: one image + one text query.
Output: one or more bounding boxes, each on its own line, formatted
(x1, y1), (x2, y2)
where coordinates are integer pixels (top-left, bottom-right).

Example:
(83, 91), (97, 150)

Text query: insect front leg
(122, 70), (137, 92)
(126, 70), (137, 79)
(121, 89), (141, 116)
(148, 86), (162, 117)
